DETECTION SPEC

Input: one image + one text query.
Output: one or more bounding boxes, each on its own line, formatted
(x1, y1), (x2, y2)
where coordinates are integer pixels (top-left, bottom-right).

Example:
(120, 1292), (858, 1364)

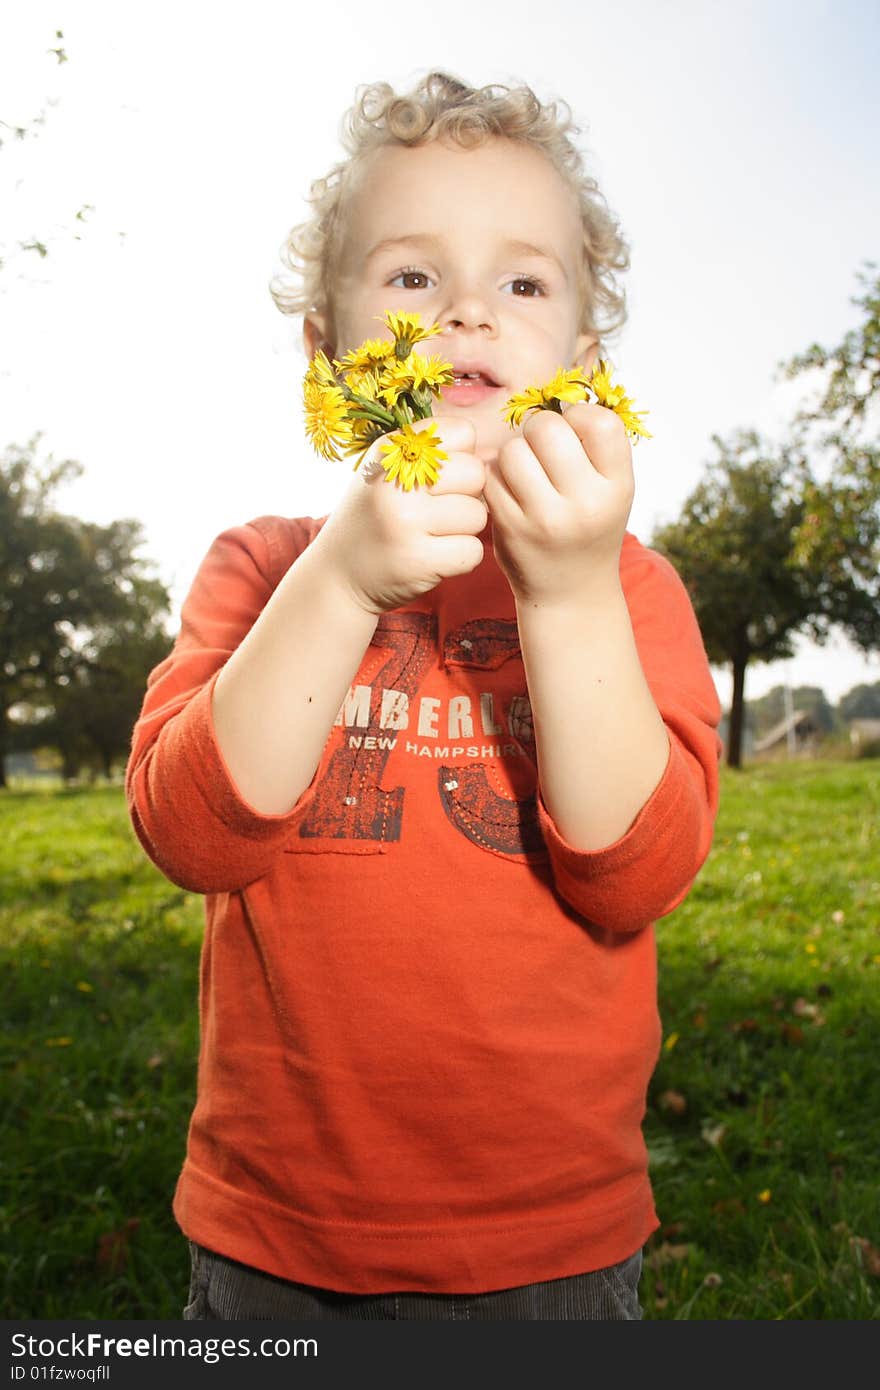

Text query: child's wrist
(298, 532), (385, 625)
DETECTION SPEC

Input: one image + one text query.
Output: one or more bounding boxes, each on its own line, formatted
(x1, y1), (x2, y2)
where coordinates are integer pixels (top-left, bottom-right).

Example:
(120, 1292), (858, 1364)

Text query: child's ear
(574, 332), (600, 374)
(303, 313), (334, 362)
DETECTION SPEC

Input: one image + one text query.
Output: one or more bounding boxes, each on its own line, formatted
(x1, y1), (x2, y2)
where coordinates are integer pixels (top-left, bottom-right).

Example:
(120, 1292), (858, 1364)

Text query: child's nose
(439, 285), (498, 336)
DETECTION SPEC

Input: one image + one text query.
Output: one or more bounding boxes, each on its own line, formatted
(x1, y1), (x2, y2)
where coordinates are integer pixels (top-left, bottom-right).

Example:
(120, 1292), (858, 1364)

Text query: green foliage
(778, 263), (880, 649)
(780, 261), (880, 432)
(839, 681), (880, 721)
(652, 430), (812, 669)
(0, 27), (84, 274)
(653, 426), (880, 768)
(0, 436), (172, 783)
(652, 432), (817, 767)
(2, 768), (878, 1319)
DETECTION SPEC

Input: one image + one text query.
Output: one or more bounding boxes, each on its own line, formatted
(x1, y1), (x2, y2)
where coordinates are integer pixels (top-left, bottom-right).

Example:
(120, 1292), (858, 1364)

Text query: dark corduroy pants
(183, 1240), (643, 1321)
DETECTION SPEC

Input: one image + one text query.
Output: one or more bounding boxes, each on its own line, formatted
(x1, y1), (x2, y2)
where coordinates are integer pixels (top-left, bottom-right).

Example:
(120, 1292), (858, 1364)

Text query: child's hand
(484, 402), (634, 606)
(315, 417), (488, 616)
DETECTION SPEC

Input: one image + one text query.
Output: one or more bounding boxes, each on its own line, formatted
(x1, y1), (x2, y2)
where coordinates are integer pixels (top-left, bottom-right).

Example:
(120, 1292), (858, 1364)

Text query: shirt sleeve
(535, 538), (723, 933)
(125, 515), (329, 893)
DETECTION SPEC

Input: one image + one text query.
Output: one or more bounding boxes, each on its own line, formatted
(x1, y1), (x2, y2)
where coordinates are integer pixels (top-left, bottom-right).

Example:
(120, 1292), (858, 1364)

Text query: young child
(126, 71), (722, 1321)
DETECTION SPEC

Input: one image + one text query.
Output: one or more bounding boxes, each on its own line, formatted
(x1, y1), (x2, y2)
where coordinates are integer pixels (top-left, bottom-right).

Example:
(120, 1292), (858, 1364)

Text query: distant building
(2, 751), (60, 782)
(752, 709), (820, 758)
(848, 718), (880, 750)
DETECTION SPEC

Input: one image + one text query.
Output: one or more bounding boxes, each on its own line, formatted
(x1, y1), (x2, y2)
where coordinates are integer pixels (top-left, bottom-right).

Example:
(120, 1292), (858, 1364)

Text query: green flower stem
(346, 398), (398, 429)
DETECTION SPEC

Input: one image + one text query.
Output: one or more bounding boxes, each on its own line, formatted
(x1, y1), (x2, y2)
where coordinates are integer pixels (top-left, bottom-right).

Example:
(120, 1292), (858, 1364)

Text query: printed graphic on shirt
(297, 611), (542, 858)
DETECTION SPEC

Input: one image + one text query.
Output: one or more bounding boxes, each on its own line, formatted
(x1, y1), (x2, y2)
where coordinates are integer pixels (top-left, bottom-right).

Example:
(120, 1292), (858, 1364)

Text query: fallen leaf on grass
(645, 1242), (690, 1270)
(660, 1221), (687, 1239)
(791, 997), (824, 1024)
(711, 1197), (746, 1217)
(701, 1122), (727, 1149)
(146, 1053), (164, 1069)
(850, 1238), (880, 1277)
(780, 1022), (805, 1045)
(96, 1218), (141, 1274)
(657, 1089), (687, 1116)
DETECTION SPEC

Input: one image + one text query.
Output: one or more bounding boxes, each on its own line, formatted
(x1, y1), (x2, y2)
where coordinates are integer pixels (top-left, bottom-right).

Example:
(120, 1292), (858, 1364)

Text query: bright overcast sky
(3, 0), (879, 709)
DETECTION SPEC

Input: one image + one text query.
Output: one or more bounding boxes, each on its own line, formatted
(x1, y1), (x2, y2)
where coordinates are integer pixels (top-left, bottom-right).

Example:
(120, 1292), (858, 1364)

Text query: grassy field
(2, 760), (878, 1320)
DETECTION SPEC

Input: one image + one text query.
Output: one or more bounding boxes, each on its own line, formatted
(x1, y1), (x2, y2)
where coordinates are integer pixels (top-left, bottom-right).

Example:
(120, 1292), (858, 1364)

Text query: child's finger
(520, 408), (594, 495)
(425, 494), (488, 538)
(428, 450), (486, 498)
(558, 401), (631, 482)
(413, 414), (476, 458)
(482, 457), (524, 528)
(493, 435), (554, 513)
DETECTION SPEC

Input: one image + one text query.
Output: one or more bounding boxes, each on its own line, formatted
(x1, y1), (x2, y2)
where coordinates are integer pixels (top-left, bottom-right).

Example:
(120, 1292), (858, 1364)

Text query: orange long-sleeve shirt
(126, 515), (722, 1294)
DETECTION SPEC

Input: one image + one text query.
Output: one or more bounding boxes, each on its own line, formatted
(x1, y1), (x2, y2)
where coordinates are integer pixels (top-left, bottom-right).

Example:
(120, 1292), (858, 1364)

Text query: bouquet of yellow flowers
(303, 310), (650, 491)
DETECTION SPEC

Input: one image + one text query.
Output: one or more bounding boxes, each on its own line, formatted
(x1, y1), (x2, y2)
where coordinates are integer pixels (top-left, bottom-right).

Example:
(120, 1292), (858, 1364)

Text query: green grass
(1, 762), (878, 1320)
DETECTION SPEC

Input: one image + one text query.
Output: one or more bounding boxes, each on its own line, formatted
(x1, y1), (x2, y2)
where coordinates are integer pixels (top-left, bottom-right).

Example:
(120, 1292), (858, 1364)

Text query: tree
(0, 436), (172, 787)
(776, 263), (880, 647)
(11, 624), (173, 782)
(651, 429), (880, 769)
(838, 681), (880, 723)
(781, 261), (879, 434)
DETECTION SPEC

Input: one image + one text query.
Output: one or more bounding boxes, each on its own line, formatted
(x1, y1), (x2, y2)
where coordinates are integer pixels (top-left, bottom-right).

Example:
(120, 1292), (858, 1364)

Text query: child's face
(305, 136), (598, 463)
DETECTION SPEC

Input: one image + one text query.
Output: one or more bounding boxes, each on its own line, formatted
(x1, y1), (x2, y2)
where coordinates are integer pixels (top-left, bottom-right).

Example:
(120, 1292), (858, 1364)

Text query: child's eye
(388, 267), (433, 290)
(506, 276), (546, 297)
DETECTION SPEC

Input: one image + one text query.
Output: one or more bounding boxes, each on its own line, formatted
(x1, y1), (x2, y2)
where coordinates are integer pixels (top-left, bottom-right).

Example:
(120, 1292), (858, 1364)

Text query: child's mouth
(441, 374), (503, 405)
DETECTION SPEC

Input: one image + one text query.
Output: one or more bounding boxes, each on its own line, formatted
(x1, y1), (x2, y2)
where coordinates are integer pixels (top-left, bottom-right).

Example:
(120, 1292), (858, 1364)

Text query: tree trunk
(0, 707), (7, 790)
(727, 652), (748, 768)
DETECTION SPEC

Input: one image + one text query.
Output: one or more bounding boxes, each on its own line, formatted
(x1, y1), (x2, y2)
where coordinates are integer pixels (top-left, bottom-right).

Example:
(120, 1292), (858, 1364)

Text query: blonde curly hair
(269, 70), (630, 349)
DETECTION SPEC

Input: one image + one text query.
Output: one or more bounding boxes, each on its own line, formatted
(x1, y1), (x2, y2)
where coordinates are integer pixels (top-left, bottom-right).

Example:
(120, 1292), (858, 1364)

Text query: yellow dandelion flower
(542, 366), (591, 406)
(503, 385), (546, 427)
(502, 367), (588, 427)
(379, 310), (441, 358)
(379, 421), (448, 491)
(587, 359), (652, 441)
(377, 357), (418, 407)
(587, 359), (623, 408)
(409, 352), (454, 393)
(757, 1189), (772, 1204)
(304, 348), (338, 387)
(335, 338), (396, 374)
(303, 377), (352, 461)
(663, 1031), (680, 1052)
(344, 366), (383, 400)
(343, 418), (387, 468)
